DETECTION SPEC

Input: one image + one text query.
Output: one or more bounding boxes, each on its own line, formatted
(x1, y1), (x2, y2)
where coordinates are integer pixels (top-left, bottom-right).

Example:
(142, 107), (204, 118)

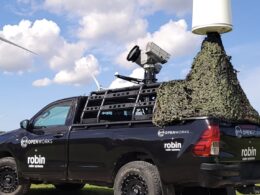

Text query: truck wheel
(54, 183), (85, 191)
(114, 161), (162, 195)
(0, 157), (30, 195)
(236, 185), (257, 195)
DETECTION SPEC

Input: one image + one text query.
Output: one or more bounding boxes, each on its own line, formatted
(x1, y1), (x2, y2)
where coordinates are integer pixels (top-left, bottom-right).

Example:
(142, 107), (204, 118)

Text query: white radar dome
(192, 0), (233, 35)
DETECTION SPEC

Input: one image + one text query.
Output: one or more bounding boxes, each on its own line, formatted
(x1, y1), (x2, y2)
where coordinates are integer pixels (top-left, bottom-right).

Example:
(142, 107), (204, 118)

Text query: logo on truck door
(158, 129), (190, 137)
(21, 136), (53, 148)
(235, 126), (259, 138)
(27, 155), (46, 168)
(235, 126), (243, 138)
(164, 141), (182, 152)
(241, 147), (257, 161)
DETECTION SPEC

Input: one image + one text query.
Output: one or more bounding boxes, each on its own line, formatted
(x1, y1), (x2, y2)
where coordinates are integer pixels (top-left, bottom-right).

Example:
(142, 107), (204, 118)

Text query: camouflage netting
(153, 33), (260, 126)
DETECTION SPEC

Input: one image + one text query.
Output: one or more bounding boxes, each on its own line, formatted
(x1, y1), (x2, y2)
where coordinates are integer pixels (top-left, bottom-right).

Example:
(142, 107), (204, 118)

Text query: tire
(113, 161), (162, 195)
(0, 157), (30, 195)
(54, 183), (85, 191)
(237, 185), (257, 194)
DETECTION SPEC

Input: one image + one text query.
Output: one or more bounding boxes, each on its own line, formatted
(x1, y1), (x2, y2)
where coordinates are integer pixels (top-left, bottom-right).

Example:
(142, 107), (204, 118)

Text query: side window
(34, 102), (72, 128)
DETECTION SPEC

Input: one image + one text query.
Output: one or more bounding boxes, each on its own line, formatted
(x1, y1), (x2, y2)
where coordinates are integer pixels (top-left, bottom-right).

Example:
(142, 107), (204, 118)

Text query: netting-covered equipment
(153, 33), (260, 126)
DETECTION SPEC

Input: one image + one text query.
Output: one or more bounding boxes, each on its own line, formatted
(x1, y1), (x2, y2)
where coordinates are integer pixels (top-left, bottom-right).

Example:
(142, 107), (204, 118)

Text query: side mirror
(20, 119), (30, 130)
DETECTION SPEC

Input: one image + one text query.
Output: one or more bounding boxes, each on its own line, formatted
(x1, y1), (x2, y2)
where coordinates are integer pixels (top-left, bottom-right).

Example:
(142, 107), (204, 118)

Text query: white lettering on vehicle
(21, 136), (53, 148)
(158, 129), (190, 137)
(241, 147), (257, 161)
(235, 126), (259, 138)
(164, 141), (182, 152)
(27, 155), (46, 168)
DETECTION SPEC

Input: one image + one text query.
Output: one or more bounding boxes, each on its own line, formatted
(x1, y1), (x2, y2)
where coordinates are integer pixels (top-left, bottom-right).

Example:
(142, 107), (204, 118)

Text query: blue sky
(0, 0), (260, 131)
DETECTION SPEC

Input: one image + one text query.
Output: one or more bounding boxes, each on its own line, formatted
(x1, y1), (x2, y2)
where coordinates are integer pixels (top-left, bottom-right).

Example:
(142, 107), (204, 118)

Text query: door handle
(54, 133), (64, 138)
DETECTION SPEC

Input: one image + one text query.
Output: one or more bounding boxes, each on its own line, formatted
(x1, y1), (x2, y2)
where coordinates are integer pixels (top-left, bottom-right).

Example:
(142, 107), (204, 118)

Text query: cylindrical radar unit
(192, 0), (233, 35)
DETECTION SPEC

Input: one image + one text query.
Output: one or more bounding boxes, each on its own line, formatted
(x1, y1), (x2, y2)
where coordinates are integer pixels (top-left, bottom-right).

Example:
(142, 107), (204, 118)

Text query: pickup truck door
(68, 125), (115, 182)
(19, 99), (75, 180)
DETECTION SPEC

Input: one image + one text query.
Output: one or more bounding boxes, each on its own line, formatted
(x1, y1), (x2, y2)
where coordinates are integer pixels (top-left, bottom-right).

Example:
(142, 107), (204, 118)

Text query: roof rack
(80, 83), (160, 124)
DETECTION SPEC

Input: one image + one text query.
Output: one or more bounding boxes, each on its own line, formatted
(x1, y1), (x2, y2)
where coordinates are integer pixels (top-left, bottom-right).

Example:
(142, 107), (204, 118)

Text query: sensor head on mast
(126, 42), (170, 84)
(115, 42), (170, 85)
(127, 42), (170, 67)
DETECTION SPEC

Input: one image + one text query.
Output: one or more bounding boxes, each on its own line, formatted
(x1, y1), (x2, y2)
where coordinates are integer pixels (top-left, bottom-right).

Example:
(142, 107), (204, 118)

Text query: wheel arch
(113, 160), (163, 195)
(0, 154), (31, 193)
(0, 150), (27, 183)
(0, 150), (13, 159)
(113, 151), (157, 179)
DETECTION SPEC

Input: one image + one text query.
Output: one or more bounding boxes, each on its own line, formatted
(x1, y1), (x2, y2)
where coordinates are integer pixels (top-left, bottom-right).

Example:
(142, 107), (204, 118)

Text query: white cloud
(35, 55), (100, 87)
(49, 41), (86, 70)
(43, 0), (192, 45)
(32, 77), (52, 87)
(44, 0), (147, 44)
(0, 19), (66, 72)
(43, 0), (192, 17)
(54, 55), (99, 85)
(109, 68), (144, 89)
(138, 0), (192, 16)
(44, 0), (130, 16)
(78, 11), (148, 43)
(1, 19), (61, 55)
(37, 1), (197, 82)
(0, 19), (90, 80)
(1, 2), (197, 87)
(0, 19), (99, 87)
(116, 19), (201, 68)
(0, 45), (33, 73)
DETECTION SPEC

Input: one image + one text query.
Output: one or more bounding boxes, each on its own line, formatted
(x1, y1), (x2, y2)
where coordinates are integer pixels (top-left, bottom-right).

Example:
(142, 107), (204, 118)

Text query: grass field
(28, 184), (245, 195)
(28, 184), (113, 195)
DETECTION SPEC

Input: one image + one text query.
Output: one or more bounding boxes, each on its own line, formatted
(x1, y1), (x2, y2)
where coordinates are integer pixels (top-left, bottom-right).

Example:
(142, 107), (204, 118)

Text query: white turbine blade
(91, 74), (101, 91)
(0, 37), (37, 55)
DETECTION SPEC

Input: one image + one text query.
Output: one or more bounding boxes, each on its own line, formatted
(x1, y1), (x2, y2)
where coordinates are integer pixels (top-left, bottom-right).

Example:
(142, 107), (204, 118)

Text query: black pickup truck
(1, 83), (260, 195)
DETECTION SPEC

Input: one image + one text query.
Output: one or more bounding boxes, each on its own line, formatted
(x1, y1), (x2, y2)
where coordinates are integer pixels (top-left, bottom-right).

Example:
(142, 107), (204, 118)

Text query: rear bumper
(200, 162), (260, 188)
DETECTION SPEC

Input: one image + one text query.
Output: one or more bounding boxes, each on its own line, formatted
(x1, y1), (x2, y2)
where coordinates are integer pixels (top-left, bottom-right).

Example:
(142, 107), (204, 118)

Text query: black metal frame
(80, 83), (160, 124)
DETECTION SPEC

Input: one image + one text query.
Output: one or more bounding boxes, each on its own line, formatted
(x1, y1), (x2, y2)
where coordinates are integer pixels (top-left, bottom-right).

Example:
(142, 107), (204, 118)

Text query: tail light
(193, 125), (220, 157)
